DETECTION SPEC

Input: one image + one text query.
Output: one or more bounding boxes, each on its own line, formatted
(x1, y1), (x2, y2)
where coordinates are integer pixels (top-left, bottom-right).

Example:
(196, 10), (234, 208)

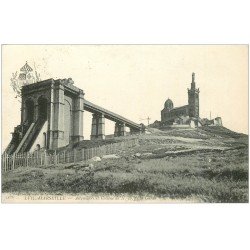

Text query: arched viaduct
(5, 78), (142, 154)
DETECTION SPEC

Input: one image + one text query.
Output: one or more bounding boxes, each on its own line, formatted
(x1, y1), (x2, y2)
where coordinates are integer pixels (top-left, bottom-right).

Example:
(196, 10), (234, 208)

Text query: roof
(20, 62), (33, 72)
(164, 98), (174, 109)
(171, 105), (188, 111)
(165, 98), (173, 105)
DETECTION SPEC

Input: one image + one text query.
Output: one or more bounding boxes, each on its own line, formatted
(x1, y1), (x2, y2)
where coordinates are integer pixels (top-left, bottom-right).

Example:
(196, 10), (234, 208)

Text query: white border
(0, 1), (249, 250)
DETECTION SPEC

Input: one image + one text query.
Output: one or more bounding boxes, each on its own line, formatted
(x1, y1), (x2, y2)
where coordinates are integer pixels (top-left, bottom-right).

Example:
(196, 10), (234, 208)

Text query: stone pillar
(114, 122), (126, 137)
(114, 122), (120, 137)
(90, 114), (98, 140)
(48, 83), (54, 150)
(21, 98), (26, 125)
(91, 113), (105, 140)
(72, 90), (84, 143)
(120, 123), (126, 136)
(34, 101), (39, 121)
(97, 114), (105, 139)
(52, 81), (65, 149)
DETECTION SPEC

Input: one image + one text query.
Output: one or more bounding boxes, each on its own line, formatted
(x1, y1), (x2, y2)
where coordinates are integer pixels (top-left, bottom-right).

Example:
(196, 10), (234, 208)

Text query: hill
(2, 126), (248, 203)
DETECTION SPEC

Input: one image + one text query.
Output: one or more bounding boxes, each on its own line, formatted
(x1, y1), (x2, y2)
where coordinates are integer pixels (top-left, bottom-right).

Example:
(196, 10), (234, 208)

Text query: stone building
(14, 77), (84, 153)
(5, 63), (141, 154)
(201, 117), (223, 126)
(214, 117), (223, 126)
(161, 73), (200, 126)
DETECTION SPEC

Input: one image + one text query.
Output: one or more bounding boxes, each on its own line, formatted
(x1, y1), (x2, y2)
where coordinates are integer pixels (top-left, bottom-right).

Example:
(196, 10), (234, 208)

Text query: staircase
(4, 124), (26, 155)
(4, 137), (18, 155)
(15, 118), (46, 153)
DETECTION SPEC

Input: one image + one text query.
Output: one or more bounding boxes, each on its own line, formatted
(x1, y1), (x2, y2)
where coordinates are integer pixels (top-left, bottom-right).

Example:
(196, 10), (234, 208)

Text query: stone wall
(161, 105), (189, 123)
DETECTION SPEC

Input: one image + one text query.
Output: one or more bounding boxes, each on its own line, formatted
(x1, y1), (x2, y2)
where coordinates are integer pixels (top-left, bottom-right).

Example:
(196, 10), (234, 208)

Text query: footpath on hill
(2, 126), (248, 203)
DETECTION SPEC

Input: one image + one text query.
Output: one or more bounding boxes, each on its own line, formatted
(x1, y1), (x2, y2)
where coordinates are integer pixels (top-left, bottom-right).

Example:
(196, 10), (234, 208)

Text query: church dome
(164, 98), (174, 109)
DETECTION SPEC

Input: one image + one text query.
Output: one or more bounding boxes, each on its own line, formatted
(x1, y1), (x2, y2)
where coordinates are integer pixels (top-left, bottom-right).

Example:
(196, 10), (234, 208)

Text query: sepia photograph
(1, 1), (250, 250)
(1, 45), (248, 203)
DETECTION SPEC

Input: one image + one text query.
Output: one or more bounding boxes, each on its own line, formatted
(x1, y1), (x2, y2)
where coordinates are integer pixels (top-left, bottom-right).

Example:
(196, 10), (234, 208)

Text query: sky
(1, 45), (248, 150)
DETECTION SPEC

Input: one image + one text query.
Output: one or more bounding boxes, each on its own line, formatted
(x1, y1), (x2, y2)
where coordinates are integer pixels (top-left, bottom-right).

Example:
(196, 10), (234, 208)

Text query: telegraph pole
(140, 116), (151, 126)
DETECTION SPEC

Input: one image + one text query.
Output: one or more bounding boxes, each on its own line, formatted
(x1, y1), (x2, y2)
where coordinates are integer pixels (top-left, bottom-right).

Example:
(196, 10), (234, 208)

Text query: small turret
(191, 72), (195, 89)
(164, 98), (174, 110)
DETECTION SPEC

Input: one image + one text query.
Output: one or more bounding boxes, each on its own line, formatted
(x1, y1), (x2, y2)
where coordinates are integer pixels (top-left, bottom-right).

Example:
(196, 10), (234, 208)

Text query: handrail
(15, 118), (46, 153)
(14, 122), (35, 153)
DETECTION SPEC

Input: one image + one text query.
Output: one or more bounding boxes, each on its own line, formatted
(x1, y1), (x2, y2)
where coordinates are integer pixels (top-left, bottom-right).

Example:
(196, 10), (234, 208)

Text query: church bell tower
(188, 73), (200, 118)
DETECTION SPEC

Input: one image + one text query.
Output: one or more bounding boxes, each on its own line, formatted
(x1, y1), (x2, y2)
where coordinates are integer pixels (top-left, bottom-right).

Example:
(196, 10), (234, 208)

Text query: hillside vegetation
(2, 126), (248, 203)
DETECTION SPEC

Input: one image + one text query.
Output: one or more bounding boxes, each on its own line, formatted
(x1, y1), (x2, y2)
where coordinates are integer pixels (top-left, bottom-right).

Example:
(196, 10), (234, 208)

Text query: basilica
(161, 73), (200, 126)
